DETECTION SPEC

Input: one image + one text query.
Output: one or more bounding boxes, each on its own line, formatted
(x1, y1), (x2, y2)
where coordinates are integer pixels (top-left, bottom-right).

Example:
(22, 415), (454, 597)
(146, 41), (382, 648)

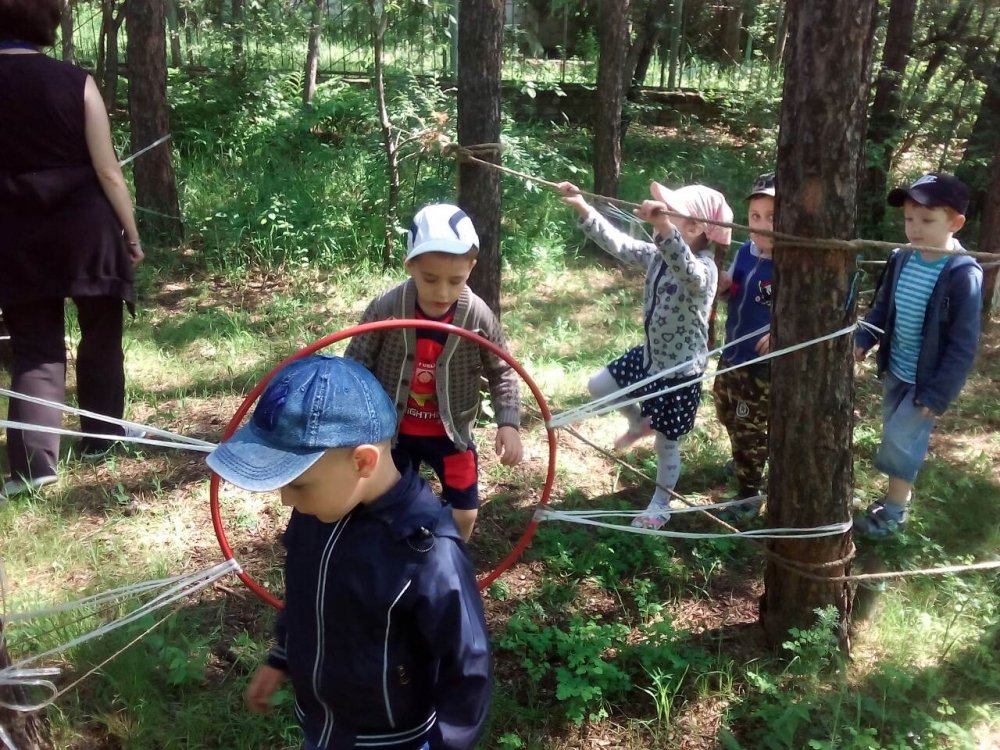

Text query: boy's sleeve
(479, 308), (521, 429)
(578, 208), (658, 269)
(413, 542), (492, 750)
(654, 227), (718, 296)
(344, 293), (388, 369)
(265, 520), (295, 672)
(917, 265), (983, 414)
(856, 251), (900, 352)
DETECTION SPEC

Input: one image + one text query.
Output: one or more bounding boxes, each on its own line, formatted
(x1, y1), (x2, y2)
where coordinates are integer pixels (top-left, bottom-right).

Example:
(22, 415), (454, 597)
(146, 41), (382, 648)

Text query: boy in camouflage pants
(713, 173), (775, 521)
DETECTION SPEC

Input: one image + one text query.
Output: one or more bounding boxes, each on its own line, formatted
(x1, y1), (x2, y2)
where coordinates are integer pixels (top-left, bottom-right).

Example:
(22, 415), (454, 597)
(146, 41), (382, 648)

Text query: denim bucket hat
(207, 355), (397, 491)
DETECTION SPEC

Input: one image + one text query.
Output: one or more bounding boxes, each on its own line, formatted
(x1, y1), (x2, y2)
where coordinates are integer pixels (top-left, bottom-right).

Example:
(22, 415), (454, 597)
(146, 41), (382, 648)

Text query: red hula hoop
(210, 319), (557, 609)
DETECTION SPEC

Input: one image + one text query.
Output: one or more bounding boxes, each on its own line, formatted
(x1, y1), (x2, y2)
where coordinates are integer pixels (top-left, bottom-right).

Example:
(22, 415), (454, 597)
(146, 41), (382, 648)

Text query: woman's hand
(127, 240), (144, 267)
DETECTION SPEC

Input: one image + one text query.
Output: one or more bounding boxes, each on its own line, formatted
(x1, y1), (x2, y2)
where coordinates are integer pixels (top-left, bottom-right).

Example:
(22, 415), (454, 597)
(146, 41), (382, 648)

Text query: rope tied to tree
(442, 140), (1000, 262)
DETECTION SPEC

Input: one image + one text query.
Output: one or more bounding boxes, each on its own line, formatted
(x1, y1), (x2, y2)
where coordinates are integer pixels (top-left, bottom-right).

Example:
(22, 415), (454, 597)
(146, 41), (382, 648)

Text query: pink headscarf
(650, 182), (734, 247)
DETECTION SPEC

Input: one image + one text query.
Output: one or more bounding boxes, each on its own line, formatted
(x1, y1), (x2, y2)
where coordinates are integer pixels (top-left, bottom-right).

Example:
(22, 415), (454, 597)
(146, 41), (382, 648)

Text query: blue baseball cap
(207, 355), (397, 491)
(887, 172), (970, 214)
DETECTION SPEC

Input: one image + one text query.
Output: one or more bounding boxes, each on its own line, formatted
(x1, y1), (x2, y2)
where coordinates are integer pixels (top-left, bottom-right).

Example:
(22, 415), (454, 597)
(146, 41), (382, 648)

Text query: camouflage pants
(713, 361), (770, 495)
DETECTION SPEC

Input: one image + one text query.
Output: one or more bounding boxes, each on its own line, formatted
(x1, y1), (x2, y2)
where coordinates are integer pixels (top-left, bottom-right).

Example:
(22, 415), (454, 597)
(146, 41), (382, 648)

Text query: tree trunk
(956, 45), (1000, 222)
(625, 0), (671, 91)
(369, 0), (399, 268)
(127, 0), (183, 245)
(0, 621), (53, 748)
(231, 0), (245, 65)
(771, 1), (787, 67)
(594, 0), (631, 202)
(861, 0), (915, 239)
(61, 0), (75, 64)
(761, 0), (877, 652)
(978, 149), (1000, 321)
(303, 0), (323, 105)
(100, 1), (125, 109)
(457, 0), (504, 315)
(668, 0), (683, 89)
(720, 2), (743, 64)
(166, 0), (183, 69)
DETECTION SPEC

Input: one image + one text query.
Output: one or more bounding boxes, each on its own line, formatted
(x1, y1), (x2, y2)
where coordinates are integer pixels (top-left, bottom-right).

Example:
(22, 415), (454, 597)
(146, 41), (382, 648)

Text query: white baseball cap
(405, 204), (480, 262)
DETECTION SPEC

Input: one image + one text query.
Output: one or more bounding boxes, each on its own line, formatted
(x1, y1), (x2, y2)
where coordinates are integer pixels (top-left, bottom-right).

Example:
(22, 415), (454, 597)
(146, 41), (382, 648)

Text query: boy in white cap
(208, 355), (491, 750)
(558, 180), (730, 529)
(346, 204), (523, 541)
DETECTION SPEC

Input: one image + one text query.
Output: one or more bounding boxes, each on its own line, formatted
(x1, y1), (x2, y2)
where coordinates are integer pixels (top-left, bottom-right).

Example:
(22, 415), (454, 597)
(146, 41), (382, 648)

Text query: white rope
(0, 559), (240, 712)
(552, 495), (765, 516)
(549, 322), (857, 429)
(549, 322), (771, 428)
(536, 508), (852, 540)
(0, 336), (9, 342)
(0, 386), (214, 448)
(0, 420), (215, 453)
(0, 725), (19, 750)
(118, 134), (171, 168)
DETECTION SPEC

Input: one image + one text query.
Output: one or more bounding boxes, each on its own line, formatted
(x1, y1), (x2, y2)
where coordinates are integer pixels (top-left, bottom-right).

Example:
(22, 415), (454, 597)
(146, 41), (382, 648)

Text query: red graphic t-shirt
(399, 305), (456, 437)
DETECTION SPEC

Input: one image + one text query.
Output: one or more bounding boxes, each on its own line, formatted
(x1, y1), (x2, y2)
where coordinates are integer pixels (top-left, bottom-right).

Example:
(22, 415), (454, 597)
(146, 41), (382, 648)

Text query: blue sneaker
(854, 500), (907, 538)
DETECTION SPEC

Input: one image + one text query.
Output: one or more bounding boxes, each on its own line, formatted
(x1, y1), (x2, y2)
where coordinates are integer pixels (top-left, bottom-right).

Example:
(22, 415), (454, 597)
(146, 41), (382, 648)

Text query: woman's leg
(2, 299), (67, 481)
(73, 296), (126, 451)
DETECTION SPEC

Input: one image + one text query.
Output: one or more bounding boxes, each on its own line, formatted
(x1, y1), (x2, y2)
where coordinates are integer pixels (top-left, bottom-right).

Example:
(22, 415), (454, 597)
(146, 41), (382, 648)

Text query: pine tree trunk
(100, 1), (125, 109)
(61, 0), (75, 64)
(978, 150), (1000, 322)
(861, 0), (915, 239)
(127, 0), (183, 245)
(0, 621), (53, 748)
(668, 0), (683, 89)
(303, 0), (323, 105)
(166, 0), (183, 69)
(369, 0), (399, 268)
(720, 2), (743, 64)
(457, 0), (504, 315)
(593, 0), (631, 201)
(625, 0), (671, 91)
(231, 0), (245, 66)
(761, 0), (878, 652)
(956, 45), (1000, 222)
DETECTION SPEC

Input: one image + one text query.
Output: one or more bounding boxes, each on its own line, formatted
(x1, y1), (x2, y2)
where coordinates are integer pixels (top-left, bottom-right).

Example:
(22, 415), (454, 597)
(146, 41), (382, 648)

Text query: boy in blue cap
(207, 355), (492, 750)
(854, 173), (983, 537)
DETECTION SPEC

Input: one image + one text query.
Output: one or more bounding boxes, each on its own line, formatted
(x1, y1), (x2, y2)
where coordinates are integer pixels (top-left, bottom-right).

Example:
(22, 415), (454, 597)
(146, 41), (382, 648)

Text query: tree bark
(593, 0), (631, 202)
(457, 0), (504, 315)
(956, 45), (1000, 222)
(166, 0), (183, 69)
(761, 0), (878, 652)
(60, 0), (75, 65)
(99, 1), (125, 109)
(127, 0), (183, 245)
(231, 0), (245, 66)
(303, 0), (323, 105)
(720, 2), (743, 64)
(625, 0), (671, 91)
(0, 621), (53, 748)
(861, 0), (915, 239)
(979, 150), (1000, 322)
(668, 0), (683, 89)
(369, 0), (399, 268)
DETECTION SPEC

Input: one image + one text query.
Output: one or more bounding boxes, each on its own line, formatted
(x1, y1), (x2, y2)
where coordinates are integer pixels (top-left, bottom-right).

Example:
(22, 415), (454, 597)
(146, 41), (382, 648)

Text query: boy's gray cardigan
(344, 278), (521, 451)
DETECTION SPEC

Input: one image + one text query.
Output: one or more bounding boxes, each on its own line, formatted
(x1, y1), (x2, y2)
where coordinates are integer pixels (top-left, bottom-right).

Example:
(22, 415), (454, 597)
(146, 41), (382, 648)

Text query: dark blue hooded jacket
(266, 466), (491, 750)
(855, 247), (982, 414)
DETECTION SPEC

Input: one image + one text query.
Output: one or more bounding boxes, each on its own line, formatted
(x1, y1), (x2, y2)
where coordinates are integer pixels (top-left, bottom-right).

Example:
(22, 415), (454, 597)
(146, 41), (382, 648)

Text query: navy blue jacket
(266, 467), (492, 750)
(723, 241), (773, 365)
(856, 247), (982, 414)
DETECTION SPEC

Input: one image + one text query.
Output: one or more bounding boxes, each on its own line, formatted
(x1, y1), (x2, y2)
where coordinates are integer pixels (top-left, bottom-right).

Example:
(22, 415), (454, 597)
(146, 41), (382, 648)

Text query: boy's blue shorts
(874, 370), (936, 483)
(304, 742), (429, 750)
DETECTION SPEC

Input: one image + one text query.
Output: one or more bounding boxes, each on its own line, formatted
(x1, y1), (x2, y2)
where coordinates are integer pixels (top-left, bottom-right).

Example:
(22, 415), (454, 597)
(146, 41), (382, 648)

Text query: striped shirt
(889, 254), (949, 383)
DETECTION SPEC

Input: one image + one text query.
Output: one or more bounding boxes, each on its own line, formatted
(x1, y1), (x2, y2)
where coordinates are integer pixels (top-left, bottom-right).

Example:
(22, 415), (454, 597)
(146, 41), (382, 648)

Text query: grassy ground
(0, 256), (998, 749)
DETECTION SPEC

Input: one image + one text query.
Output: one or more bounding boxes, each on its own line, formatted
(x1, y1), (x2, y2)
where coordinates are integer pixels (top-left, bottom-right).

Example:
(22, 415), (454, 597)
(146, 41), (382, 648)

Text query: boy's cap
(887, 173), (969, 214)
(747, 172), (776, 199)
(405, 204), (480, 262)
(206, 355), (397, 492)
(649, 182), (734, 247)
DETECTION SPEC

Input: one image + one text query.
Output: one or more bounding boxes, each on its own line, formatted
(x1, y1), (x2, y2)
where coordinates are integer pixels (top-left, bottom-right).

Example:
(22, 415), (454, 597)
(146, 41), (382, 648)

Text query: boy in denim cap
(207, 355), (491, 750)
(346, 204), (523, 541)
(713, 172), (775, 522)
(854, 173), (983, 537)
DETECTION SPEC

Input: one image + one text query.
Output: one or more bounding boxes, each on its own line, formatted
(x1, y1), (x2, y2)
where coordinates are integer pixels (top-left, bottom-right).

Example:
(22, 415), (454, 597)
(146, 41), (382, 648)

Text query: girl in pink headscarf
(558, 180), (731, 529)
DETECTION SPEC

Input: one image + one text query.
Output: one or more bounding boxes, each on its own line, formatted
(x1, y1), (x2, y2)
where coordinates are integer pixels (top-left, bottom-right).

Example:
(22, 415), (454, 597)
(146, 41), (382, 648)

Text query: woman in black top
(0, 0), (144, 498)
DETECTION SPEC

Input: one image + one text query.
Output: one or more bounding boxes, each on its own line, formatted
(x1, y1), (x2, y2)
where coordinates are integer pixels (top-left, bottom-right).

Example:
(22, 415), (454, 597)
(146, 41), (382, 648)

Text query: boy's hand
(853, 346), (867, 363)
(245, 665), (286, 715)
(717, 271), (733, 295)
(495, 425), (523, 466)
(634, 200), (674, 237)
(557, 181), (591, 218)
(754, 333), (771, 355)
